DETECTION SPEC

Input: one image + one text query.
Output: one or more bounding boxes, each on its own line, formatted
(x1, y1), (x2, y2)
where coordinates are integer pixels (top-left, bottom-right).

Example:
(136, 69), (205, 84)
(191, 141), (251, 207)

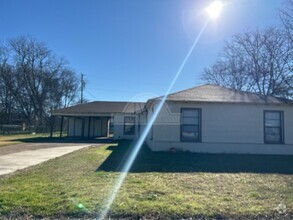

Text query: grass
(0, 133), (50, 147)
(0, 140), (292, 219)
(0, 132), (64, 147)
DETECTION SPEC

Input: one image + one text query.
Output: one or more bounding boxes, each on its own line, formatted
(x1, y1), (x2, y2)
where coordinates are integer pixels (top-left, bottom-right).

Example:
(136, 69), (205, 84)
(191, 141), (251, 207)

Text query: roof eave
(147, 99), (293, 106)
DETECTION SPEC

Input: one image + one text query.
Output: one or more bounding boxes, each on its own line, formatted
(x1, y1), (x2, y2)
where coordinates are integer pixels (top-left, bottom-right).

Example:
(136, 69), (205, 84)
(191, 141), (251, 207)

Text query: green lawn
(0, 140), (292, 219)
(0, 133), (61, 147)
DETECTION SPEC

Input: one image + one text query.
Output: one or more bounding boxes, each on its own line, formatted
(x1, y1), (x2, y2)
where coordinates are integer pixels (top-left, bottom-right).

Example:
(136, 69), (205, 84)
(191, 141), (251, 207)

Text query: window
(124, 116), (135, 135)
(264, 111), (284, 144)
(181, 108), (201, 142)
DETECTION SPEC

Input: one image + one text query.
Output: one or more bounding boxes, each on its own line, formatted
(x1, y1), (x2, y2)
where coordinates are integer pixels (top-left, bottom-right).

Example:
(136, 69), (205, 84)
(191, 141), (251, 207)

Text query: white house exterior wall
(113, 114), (139, 139)
(147, 101), (293, 155)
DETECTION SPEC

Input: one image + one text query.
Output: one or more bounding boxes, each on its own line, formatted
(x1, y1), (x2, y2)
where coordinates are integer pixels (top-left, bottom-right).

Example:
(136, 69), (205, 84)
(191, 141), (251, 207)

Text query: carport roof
(52, 101), (145, 116)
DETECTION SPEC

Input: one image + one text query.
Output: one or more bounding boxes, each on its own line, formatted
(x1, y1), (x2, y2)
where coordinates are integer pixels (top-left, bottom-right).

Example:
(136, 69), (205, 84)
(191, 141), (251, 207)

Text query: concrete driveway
(0, 143), (94, 176)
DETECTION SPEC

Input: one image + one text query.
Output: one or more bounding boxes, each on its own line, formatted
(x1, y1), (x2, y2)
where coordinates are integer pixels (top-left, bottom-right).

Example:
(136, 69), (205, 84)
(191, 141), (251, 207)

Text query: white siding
(113, 114), (139, 139)
(147, 101), (293, 155)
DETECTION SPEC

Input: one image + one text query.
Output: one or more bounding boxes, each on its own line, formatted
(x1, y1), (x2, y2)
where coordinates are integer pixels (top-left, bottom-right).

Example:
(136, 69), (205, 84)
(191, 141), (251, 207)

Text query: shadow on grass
(10, 136), (115, 144)
(97, 140), (293, 174)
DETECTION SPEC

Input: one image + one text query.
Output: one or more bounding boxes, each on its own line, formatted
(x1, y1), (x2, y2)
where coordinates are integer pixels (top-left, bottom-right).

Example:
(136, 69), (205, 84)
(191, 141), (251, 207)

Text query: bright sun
(206, 0), (223, 19)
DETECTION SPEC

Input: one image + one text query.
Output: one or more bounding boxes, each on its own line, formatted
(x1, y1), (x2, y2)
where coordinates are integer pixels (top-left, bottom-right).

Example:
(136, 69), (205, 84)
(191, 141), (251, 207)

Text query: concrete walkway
(0, 143), (92, 176)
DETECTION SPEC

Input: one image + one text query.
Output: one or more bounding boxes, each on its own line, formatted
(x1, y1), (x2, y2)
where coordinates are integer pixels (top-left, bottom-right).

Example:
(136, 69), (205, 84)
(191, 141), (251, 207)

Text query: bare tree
(280, 0), (293, 43)
(0, 46), (14, 124)
(0, 36), (79, 130)
(203, 41), (251, 91)
(49, 68), (80, 109)
(202, 27), (293, 98)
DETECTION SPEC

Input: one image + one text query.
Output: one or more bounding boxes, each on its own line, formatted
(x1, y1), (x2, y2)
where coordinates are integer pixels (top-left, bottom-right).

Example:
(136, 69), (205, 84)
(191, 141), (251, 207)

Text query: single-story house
(52, 84), (293, 155)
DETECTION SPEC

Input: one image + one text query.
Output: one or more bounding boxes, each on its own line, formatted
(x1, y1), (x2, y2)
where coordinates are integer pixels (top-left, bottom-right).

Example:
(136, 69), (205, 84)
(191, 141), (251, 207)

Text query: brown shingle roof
(52, 101), (145, 116)
(150, 84), (293, 105)
(53, 85), (293, 116)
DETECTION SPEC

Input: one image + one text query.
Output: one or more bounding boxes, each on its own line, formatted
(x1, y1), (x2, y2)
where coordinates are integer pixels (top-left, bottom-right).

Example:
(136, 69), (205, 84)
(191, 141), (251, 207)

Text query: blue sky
(0, 0), (283, 102)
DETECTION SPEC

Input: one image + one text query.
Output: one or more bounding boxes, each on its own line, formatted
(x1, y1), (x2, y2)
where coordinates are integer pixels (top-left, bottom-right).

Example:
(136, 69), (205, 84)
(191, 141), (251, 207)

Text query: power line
(85, 88), (98, 100)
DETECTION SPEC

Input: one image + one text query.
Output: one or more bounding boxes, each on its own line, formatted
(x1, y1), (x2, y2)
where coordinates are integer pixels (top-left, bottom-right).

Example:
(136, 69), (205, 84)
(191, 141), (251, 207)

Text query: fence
(0, 117), (68, 135)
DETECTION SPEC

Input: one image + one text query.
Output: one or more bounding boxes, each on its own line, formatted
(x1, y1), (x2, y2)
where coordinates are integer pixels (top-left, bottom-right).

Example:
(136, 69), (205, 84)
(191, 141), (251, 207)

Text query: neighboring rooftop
(52, 101), (145, 116)
(150, 84), (293, 105)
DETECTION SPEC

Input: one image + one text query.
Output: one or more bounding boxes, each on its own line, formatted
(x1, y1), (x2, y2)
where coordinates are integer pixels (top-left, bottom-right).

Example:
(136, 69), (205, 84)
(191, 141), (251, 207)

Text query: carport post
(50, 115), (55, 138)
(82, 118), (85, 138)
(88, 117), (91, 137)
(60, 116), (64, 137)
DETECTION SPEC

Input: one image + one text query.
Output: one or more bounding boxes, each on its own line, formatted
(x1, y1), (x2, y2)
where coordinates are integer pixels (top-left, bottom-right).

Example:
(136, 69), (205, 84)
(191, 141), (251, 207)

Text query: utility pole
(81, 73), (85, 104)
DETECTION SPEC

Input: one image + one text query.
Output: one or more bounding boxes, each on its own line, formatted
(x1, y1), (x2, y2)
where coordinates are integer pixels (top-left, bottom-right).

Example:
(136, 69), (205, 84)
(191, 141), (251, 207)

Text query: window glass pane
(181, 125), (199, 141)
(264, 111), (283, 144)
(181, 108), (201, 142)
(182, 117), (199, 125)
(182, 109), (198, 117)
(125, 116), (135, 123)
(124, 116), (135, 135)
(265, 119), (280, 127)
(125, 125), (135, 135)
(265, 127), (281, 143)
(265, 112), (280, 120)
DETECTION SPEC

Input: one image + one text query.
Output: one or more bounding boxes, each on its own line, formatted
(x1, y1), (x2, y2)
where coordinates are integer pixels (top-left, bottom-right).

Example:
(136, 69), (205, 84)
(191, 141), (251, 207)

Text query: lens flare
(206, 1), (223, 19)
(97, 20), (210, 220)
(78, 203), (85, 209)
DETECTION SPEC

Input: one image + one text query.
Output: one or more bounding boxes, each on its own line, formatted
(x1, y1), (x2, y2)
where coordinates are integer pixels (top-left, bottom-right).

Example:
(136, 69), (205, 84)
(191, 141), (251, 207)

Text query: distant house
(52, 84), (293, 155)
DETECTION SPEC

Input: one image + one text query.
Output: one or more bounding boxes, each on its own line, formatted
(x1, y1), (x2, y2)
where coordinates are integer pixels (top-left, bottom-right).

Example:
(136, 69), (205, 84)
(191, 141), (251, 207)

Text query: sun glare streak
(98, 19), (210, 220)
(206, 1), (223, 19)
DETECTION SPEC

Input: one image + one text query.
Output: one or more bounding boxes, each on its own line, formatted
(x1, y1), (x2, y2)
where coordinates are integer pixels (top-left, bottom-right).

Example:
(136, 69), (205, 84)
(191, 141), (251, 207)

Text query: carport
(51, 101), (145, 138)
(67, 115), (110, 138)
